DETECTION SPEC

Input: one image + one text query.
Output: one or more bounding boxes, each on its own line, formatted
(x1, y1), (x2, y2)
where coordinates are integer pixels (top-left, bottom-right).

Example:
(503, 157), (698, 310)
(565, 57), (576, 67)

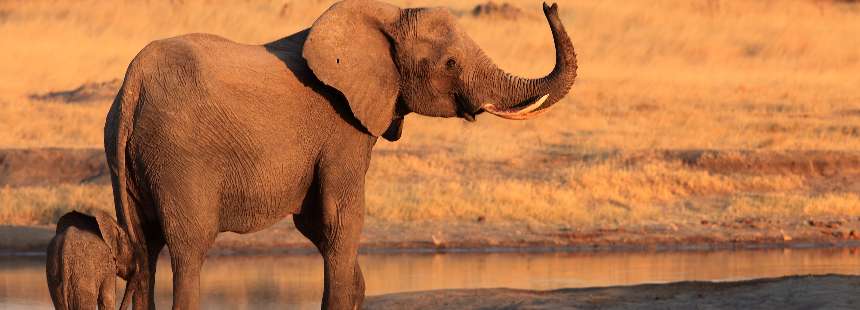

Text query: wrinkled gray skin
(46, 210), (135, 310)
(103, 0), (577, 309)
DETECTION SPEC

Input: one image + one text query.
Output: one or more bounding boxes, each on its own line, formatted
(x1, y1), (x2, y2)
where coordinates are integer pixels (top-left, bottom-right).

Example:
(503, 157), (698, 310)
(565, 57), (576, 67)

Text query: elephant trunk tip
(541, 1), (578, 109)
(479, 2), (577, 120)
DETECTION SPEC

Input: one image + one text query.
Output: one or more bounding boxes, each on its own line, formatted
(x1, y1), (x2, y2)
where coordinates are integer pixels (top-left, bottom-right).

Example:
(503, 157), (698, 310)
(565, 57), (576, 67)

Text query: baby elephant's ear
(90, 210), (131, 260)
(56, 211), (98, 234)
(303, 0), (402, 137)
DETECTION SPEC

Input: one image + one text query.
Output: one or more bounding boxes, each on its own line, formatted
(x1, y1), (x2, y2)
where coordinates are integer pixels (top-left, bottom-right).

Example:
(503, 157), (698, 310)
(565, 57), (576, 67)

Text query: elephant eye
(445, 58), (457, 70)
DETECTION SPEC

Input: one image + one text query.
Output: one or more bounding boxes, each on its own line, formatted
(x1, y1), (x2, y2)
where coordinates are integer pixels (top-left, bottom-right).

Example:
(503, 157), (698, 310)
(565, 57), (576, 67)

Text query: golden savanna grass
(0, 185), (112, 225)
(1, 0), (859, 227)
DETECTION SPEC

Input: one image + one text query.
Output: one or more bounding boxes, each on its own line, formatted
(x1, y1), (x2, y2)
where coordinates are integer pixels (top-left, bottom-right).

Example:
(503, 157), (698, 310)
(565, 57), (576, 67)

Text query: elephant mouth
(462, 110), (478, 122)
(481, 94), (551, 120)
(455, 94), (481, 122)
(454, 93), (552, 122)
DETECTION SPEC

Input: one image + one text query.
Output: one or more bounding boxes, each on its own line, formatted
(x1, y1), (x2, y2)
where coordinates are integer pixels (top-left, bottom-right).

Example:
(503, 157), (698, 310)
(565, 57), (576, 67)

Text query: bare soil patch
(675, 150), (860, 177)
(365, 274), (860, 309)
(211, 216), (860, 255)
(28, 79), (120, 104)
(538, 149), (860, 178)
(534, 149), (860, 193)
(676, 150), (860, 194)
(5, 216), (860, 255)
(0, 148), (108, 187)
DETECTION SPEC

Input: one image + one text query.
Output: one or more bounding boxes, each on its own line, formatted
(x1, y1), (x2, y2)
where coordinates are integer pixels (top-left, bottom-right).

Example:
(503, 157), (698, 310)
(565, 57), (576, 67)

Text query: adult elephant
(104, 0), (577, 309)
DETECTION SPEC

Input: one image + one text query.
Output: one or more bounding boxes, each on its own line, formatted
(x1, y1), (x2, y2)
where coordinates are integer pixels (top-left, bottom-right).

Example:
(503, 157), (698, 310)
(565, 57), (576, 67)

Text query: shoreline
(5, 242), (860, 257)
(364, 274), (860, 309)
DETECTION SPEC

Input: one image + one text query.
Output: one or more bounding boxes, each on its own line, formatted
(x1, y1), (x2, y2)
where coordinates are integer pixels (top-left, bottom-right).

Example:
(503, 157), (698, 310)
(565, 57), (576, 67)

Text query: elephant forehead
(397, 15), (468, 63)
(63, 227), (111, 257)
(398, 8), (457, 41)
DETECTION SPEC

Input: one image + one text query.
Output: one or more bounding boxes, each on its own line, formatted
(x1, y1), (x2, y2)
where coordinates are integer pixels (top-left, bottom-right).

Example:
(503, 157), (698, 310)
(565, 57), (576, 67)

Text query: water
(2, 248), (859, 309)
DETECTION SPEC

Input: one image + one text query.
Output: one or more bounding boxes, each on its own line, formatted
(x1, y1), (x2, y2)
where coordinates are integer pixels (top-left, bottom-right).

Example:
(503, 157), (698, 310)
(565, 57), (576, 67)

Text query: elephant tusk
(481, 94), (549, 120)
(487, 103), (555, 120)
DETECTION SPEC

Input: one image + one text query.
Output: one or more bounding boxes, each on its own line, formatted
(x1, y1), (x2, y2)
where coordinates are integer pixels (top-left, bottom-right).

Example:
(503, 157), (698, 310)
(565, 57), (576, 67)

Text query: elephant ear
(90, 209), (132, 262)
(56, 211), (98, 234)
(303, 0), (401, 138)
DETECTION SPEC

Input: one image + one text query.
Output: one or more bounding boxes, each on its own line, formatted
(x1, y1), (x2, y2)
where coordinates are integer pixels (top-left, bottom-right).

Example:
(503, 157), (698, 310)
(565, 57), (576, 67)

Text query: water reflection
(2, 248), (859, 309)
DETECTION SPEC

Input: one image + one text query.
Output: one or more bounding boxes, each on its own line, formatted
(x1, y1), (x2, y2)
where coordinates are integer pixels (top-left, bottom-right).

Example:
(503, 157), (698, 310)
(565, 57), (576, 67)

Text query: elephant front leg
(295, 179), (366, 310)
(321, 230), (364, 310)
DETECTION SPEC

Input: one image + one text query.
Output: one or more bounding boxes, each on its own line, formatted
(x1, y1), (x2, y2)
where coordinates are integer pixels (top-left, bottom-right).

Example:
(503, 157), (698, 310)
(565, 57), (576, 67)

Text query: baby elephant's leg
(98, 273), (116, 310)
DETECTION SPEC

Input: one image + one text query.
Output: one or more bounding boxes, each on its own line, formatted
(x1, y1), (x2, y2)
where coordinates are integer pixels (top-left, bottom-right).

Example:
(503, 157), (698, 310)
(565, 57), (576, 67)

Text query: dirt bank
(29, 79), (121, 104)
(0, 148), (108, 187)
(4, 216), (860, 255)
(365, 274), (860, 309)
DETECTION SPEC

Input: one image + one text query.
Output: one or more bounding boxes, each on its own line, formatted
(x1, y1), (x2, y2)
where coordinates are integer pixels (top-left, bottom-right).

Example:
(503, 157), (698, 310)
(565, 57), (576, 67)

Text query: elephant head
(49, 210), (136, 309)
(55, 210), (135, 278)
(84, 210), (138, 309)
(303, 0), (577, 141)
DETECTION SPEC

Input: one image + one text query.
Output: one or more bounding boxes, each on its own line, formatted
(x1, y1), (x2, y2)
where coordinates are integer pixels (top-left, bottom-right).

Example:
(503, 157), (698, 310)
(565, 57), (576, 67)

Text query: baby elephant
(46, 210), (136, 310)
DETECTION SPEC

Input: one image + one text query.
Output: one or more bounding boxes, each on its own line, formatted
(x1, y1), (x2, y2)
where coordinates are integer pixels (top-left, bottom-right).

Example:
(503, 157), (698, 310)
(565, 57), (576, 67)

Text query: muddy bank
(4, 217), (860, 255)
(208, 215), (860, 255)
(214, 217), (860, 254)
(365, 274), (860, 309)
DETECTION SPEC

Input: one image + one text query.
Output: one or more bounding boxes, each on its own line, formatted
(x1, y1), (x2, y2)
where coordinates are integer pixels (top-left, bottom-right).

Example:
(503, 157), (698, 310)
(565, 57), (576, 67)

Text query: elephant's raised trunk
(477, 2), (577, 120)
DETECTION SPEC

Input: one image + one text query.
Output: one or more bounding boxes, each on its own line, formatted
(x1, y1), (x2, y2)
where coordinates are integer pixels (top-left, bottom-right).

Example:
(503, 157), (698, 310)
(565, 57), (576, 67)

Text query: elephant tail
(105, 55), (145, 252)
(106, 53), (147, 309)
(105, 52), (152, 310)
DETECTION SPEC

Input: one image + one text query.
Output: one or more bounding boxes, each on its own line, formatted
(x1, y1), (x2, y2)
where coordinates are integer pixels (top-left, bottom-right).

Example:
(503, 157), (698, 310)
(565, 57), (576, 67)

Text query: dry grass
(365, 152), (859, 228)
(1, 0), (859, 227)
(0, 185), (112, 225)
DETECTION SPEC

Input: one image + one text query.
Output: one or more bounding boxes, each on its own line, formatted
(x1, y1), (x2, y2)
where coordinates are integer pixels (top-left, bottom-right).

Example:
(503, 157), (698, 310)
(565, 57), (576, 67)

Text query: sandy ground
(365, 274), (860, 309)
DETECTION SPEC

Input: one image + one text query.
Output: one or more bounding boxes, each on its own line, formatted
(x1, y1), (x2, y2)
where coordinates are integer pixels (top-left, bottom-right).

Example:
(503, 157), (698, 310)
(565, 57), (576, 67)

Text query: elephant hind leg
(167, 245), (210, 310)
(159, 197), (218, 310)
(98, 274), (116, 310)
(70, 282), (100, 310)
(130, 233), (165, 310)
